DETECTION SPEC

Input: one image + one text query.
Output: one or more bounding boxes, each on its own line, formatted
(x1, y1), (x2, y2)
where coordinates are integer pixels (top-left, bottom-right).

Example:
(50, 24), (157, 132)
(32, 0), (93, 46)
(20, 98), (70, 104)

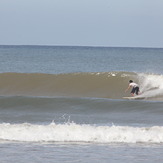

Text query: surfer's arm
(125, 85), (131, 92)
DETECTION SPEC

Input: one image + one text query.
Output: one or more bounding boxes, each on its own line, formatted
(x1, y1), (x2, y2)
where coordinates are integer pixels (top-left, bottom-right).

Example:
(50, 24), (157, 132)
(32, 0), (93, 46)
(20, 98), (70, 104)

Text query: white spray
(138, 73), (163, 98)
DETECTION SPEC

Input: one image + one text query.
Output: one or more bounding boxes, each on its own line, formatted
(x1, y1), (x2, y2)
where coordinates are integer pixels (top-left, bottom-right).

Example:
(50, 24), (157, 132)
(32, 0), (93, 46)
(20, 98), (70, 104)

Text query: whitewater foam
(138, 73), (163, 99)
(0, 123), (163, 144)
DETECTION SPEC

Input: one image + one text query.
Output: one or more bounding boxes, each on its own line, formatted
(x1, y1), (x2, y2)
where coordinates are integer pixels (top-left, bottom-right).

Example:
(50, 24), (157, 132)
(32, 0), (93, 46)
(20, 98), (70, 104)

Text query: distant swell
(0, 72), (163, 100)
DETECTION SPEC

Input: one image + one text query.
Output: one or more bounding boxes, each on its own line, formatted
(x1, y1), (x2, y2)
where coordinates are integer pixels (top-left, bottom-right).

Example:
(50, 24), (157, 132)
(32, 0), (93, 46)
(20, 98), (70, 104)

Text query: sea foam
(138, 73), (163, 99)
(0, 123), (163, 144)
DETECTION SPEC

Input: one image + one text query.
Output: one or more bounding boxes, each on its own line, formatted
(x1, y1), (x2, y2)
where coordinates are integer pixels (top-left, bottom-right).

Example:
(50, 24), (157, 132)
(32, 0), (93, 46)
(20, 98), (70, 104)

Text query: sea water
(0, 45), (163, 162)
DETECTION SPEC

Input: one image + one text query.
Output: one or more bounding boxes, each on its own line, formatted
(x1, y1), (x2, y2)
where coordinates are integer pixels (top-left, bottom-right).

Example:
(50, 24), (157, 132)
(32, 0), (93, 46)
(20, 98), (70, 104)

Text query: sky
(0, 0), (163, 47)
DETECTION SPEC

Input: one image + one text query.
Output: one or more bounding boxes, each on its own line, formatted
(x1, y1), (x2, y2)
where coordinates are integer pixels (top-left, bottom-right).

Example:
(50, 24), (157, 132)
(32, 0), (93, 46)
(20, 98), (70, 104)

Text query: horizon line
(0, 44), (162, 49)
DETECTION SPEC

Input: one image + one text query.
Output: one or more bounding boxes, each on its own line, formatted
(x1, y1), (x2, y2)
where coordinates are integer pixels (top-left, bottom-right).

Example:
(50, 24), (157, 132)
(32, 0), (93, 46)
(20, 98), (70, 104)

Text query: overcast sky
(0, 0), (163, 47)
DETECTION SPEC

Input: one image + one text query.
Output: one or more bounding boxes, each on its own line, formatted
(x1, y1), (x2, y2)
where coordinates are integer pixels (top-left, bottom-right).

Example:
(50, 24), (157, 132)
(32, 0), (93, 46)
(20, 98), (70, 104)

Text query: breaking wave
(0, 122), (163, 144)
(0, 72), (163, 100)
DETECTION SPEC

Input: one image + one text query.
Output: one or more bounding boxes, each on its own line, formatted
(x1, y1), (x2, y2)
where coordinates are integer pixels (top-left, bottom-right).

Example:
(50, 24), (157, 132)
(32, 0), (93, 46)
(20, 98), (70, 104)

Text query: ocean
(0, 45), (163, 162)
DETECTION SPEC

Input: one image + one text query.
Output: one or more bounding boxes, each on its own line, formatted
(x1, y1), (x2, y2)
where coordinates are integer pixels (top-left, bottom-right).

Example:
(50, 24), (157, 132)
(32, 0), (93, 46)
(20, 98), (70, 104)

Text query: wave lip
(0, 123), (163, 144)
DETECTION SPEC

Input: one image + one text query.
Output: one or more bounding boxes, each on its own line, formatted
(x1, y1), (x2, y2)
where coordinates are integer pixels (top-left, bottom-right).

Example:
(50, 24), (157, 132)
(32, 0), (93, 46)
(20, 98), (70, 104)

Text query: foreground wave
(0, 122), (163, 144)
(0, 72), (163, 100)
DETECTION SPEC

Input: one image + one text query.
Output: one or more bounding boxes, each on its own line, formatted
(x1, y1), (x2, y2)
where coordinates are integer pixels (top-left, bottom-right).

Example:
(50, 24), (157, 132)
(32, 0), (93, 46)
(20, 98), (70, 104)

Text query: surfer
(125, 80), (140, 96)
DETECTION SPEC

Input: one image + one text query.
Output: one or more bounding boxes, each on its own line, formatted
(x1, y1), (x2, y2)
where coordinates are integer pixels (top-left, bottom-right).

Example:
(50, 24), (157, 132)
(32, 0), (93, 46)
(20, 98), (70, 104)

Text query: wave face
(0, 123), (163, 144)
(0, 72), (163, 100)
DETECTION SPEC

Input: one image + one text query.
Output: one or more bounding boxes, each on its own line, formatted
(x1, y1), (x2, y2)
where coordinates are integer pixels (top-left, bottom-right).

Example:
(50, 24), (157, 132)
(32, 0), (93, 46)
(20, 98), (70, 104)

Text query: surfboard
(123, 96), (145, 100)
